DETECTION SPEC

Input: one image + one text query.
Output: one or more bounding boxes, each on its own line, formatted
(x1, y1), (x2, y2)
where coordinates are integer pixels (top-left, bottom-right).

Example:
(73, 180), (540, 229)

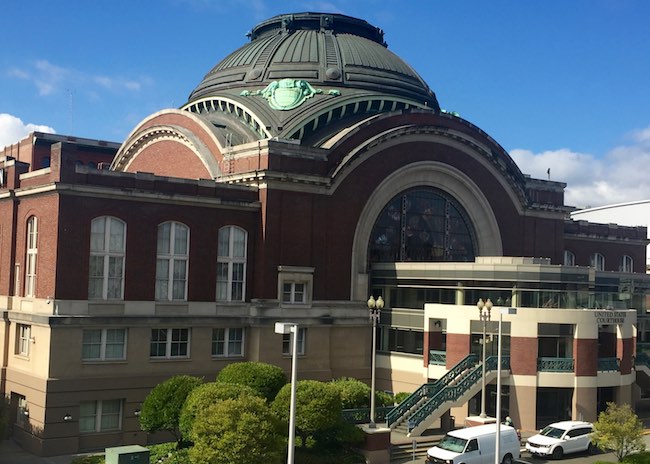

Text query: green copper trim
(241, 79), (340, 110)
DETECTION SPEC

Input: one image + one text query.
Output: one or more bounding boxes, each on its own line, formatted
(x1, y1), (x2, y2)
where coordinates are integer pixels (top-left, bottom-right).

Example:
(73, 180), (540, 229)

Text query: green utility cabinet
(105, 445), (150, 464)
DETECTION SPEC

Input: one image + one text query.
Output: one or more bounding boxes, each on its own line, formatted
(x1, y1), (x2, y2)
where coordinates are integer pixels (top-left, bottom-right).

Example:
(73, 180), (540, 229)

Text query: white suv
(525, 421), (595, 459)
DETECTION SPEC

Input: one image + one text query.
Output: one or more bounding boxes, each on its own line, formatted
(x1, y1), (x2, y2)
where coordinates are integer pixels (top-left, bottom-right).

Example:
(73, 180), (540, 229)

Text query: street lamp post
(367, 295), (384, 428)
(476, 298), (493, 418)
(275, 322), (299, 464)
(495, 307), (517, 464)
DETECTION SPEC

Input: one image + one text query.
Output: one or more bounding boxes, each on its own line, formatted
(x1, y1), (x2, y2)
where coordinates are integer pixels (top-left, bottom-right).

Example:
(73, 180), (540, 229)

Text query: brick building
(1, 12), (649, 456)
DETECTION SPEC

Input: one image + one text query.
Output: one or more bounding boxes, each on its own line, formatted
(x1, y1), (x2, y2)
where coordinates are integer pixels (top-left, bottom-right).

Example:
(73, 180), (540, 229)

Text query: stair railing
(386, 353), (478, 427)
(407, 355), (510, 431)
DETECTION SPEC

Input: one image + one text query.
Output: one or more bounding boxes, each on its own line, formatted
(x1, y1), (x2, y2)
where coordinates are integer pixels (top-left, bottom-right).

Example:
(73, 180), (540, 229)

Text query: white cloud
(7, 60), (150, 98)
(0, 114), (56, 148)
(511, 125), (650, 209)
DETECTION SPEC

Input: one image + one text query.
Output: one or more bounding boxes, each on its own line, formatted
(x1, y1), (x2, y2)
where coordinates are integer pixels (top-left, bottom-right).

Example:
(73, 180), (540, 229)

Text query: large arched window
(25, 216), (38, 297)
(369, 187), (476, 263)
(590, 252), (605, 271)
(156, 221), (189, 301)
(217, 226), (247, 301)
(620, 255), (633, 273)
(563, 250), (575, 266)
(89, 216), (126, 300)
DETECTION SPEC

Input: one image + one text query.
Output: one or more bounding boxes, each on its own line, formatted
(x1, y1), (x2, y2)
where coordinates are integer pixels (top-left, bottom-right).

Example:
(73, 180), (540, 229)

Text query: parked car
(525, 420), (595, 459)
(427, 423), (521, 464)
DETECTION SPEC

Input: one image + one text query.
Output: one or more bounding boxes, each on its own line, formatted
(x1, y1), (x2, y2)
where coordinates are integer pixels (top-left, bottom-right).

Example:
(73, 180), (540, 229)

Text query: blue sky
(2, 0), (650, 209)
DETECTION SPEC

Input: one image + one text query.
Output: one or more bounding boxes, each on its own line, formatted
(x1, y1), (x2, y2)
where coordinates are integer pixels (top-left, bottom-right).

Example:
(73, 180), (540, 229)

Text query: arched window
(156, 222), (189, 301)
(563, 250), (575, 266)
(25, 216), (38, 297)
(620, 255), (633, 273)
(590, 252), (605, 271)
(368, 187), (476, 263)
(217, 226), (247, 301)
(89, 216), (126, 300)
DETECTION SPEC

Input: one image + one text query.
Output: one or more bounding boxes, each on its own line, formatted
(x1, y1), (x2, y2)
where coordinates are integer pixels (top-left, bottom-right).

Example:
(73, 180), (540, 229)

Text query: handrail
(537, 357), (574, 372)
(636, 352), (650, 368)
(407, 355), (510, 431)
(597, 357), (619, 372)
(386, 353), (478, 426)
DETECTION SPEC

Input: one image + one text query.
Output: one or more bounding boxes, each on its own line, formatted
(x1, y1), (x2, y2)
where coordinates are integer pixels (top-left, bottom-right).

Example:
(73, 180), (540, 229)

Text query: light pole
(476, 298), (493, 418)
(275, 322), (299, 464)
(495, 307), (517, 464)
(367, 295), (384, 428)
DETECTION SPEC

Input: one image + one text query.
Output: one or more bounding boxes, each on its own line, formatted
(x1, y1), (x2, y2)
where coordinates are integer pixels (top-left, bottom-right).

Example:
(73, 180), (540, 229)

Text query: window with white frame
(211, 328), (244, 357)
(25, 216), (38, 297)
(282, 282), (306, 304)
(156, 222), (189, 301)
(216, 226), (247, 301)
(16, 324), (31, 356)
(563, 250), (575, 266)
(282, 327), (306, 355)
(79, 399), (122, 433)
(150, 328), (190, 358)
(620, 255), (633, 273)
(277, 266), (314, 307)
(82, 329), (127, 361)
(590, 252), (605, 271)
(88, 216), (126, 300)
(16, 394), (28, 427)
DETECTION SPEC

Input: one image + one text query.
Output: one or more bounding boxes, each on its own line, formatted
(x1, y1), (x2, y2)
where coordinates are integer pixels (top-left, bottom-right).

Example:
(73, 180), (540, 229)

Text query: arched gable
(111, 109), (225, 179)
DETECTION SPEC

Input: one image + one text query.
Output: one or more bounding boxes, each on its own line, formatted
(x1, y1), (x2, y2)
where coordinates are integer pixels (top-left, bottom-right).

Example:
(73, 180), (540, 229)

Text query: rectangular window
(282, 282), (306, 304)
(156, 222), (189, 301)
(282, 327), (306, 355)
(82, 329), (127, 361)
(150, 328), (190, 359)
(25, 217), (38, 297)
(216, 226), (247, 301)
(17, 324), (31, 356)
(89, 217), (126, 300)
(79, 399), (122, 433)
(16, 394), (28, 427)
(211, 328), (244, 357)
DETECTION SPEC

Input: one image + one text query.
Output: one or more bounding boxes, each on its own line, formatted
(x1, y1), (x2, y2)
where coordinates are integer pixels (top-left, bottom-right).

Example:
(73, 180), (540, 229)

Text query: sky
(2, 0), (650, 210)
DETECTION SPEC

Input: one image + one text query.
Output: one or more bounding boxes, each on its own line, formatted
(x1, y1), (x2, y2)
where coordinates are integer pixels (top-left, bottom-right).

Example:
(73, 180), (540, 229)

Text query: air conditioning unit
(105, 445), (150, 464)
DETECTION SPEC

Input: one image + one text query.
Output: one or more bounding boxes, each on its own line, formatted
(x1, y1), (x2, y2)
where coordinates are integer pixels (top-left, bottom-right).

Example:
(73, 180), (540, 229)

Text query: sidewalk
(0, 439), (79, 464)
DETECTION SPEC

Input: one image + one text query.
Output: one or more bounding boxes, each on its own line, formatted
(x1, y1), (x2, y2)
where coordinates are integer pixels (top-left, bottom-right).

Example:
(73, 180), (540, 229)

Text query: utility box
(105, 445), (150, 464)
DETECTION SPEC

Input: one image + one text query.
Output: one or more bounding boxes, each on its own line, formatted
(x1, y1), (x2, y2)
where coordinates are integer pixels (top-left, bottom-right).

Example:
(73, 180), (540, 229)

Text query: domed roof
(187, 12), (439, 108)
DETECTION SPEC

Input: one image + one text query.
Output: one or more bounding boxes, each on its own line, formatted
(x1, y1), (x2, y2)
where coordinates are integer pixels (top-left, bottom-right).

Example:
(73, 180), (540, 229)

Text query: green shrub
(394, 391), (411, 404)
(330, 378), (371, 409)
(139, 375), (203, 442)
(216, 362), (286, 402)
(375, 390), (394, 407)
(272, 380), (342, 448)
(179, 381), (259, 439)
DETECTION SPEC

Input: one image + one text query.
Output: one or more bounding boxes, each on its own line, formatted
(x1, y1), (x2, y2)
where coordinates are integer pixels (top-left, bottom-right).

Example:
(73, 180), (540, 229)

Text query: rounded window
(368, 187), (476, 263)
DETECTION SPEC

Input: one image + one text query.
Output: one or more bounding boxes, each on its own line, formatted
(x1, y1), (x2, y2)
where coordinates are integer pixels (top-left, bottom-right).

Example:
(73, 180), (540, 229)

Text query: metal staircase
(386, 354), (510, 436)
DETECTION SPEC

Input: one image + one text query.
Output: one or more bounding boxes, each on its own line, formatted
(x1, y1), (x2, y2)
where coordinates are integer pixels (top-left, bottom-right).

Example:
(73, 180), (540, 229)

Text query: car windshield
(539, 426), (565, 439)
(437, 435), (468, 453)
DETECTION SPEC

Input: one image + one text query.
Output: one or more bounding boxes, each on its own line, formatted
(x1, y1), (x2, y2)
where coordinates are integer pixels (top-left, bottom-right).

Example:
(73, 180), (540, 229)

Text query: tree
(139, 375), (202, 442)
(179, 381), (260, 439)
(216, 361), (286, 402)
(272, 379), (342, 447)
(330, 377), (371, 409)
(591, 402), (645, 462)
(189, 395), (284, 464)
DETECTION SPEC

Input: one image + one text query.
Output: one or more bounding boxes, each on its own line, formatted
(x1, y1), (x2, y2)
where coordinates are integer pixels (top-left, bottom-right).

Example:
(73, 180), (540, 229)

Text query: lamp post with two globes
(367, 295), (384, 428)
(476, 298), (493, 418)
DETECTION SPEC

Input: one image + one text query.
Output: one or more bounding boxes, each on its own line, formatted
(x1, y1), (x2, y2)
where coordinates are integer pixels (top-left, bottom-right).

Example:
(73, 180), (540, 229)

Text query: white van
(426, 423), (521, 464)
